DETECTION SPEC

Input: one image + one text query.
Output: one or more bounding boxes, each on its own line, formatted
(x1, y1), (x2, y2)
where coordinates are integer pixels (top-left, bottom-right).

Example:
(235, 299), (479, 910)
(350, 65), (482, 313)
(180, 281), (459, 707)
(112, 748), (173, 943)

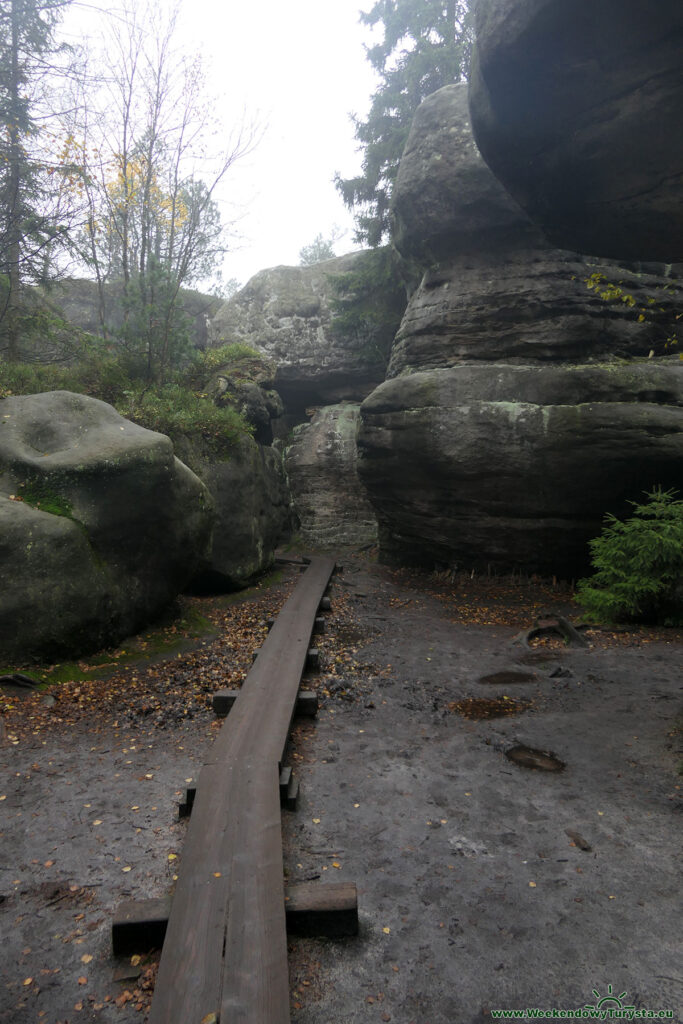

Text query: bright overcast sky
(66, 0), (379, 289)
(181, 0), (379, 286)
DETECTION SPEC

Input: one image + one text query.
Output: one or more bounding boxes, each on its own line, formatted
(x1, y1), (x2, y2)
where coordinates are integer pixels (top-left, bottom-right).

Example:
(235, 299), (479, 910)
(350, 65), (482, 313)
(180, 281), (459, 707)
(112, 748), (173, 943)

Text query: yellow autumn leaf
(382, 926), (391, 934)
(80, 954), (93, 964)
(168, 853), (177, 861)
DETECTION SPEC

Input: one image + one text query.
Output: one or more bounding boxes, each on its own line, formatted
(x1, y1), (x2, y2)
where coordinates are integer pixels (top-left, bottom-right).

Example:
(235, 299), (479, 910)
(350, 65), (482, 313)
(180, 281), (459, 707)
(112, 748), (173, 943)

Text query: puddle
(479, 670), (536, 686)
(505, 745), (565, 771)
(448, 697), (533, 719)
(515, 651), (562, 666)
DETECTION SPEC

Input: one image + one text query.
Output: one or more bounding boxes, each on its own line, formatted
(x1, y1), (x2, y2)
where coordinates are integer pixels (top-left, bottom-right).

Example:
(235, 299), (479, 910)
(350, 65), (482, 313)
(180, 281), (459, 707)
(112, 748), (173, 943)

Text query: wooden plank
(113, 882), (358, 955)
(148, 556), (335, 1024)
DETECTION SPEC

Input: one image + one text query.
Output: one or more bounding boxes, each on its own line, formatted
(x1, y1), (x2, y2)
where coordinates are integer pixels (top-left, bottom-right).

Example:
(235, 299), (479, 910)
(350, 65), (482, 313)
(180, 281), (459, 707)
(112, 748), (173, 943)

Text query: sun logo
(585, 985), (635, 1014)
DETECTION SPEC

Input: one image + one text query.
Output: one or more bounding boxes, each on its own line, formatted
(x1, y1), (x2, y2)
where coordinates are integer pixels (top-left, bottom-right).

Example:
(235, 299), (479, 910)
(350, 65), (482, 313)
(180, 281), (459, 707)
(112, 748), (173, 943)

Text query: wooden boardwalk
(148, 556), (336, 1024)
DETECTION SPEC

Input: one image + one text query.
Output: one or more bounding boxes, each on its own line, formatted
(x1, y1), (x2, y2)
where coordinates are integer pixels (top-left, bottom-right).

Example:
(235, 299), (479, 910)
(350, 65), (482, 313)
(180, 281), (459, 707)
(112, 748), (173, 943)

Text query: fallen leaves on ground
(2, 581), (298, 742)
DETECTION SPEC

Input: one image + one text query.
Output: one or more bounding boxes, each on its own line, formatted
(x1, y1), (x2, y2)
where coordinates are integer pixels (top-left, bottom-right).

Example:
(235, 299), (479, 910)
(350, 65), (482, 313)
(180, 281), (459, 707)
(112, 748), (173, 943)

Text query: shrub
(576, 488), (683, 625)
(178, 343), (264, 392)
(118, 384), (251, 457)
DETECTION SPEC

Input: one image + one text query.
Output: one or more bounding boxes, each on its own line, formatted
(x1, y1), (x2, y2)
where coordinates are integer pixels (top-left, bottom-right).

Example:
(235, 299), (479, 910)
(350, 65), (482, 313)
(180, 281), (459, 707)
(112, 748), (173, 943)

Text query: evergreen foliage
(0, 0), (76, 356)
(299, 232), (337, 265)
(576, 489), (683, 626)
(336, 0), (473, 246)
(327, 246), (407, 366)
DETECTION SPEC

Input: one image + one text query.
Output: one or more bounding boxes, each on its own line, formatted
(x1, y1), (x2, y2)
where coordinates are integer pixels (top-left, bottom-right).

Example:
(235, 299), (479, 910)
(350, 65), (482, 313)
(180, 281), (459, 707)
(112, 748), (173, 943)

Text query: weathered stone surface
(209, 353), (284, 445)
(358, 362), (683, 576)
(0, 391), (212, 660)
(176, 434), (292, 589)
(469, 0), (683, 261)
(388, 85), (683, 376)
(391, 83), (538, 266)
(284, 404), (377, 549)
(210, 252), (399, 414)
(389, 253), (683, 376)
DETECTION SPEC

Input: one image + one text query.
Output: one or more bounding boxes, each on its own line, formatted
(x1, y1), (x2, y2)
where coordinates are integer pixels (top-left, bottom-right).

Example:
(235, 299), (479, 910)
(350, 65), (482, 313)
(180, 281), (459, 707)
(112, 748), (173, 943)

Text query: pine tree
(336, 0), (473, 247)
(0, 0), (70, 357)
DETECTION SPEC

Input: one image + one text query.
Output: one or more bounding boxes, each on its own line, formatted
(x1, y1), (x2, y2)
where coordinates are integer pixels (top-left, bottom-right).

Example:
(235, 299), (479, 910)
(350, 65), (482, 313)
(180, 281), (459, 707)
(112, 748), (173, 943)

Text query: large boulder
(389, 85), (683, 376)
(0, 391), (213, 661)
(468, 0), (683, 261)
(391, 83), (537, 266)
(210, 251), (405, 417)
(176, 434), (292, 590)
(284, 404), (377, 549)
(358, 363), (683, 577)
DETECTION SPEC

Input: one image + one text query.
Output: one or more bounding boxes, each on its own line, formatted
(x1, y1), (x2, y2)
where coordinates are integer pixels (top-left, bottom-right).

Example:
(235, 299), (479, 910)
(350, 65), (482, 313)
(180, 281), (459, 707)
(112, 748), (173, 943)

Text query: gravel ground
(1, 552), (681, 1024)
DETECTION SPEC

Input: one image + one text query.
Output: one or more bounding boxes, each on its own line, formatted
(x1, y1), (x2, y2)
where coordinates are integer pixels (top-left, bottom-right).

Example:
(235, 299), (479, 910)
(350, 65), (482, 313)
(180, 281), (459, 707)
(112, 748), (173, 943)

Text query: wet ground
(1, 552), (681, 1023)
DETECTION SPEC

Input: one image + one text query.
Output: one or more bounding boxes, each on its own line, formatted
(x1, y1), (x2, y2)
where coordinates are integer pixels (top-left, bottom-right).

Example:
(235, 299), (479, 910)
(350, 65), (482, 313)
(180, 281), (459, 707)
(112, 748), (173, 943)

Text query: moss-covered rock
(0, 390), (213, 660)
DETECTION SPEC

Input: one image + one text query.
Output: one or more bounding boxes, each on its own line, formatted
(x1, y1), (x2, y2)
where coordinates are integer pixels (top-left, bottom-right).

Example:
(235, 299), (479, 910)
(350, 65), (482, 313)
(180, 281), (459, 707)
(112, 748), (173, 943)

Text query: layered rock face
(0, 391), (212, 660)
(358, 84), (683, 575)
(468, 0), (683, 261)
(284, 404), (377, 548)
(359, 364), (682, 576)
(389, 85), (682, 377)
(211, 253), (395, 416)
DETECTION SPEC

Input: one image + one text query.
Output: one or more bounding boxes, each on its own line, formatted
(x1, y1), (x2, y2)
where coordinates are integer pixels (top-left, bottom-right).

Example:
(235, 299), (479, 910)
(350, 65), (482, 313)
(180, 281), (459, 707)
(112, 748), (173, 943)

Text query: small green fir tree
(576, 488), (683, 626)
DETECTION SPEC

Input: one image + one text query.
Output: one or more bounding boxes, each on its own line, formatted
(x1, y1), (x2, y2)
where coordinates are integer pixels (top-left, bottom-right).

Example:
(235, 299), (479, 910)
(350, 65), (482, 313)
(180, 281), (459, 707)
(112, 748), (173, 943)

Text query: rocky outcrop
(284, 404), (377, 548)
(207, 350), (284, 445)
(359, 362), (683, 576)
(210, 251), (405, 417)
(48, 278), (220, 351)
(389, 85), (683, 377)
(468, 0), (683, 261)
(357, 83), (683, 576)
(176, 434), (292, 590)
(0, 391), (212, 660)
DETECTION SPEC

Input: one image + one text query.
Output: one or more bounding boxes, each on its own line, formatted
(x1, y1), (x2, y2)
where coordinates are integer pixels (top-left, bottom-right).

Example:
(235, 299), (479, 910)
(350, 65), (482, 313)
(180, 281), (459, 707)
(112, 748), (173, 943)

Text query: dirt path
(1, 553), (681, 1023)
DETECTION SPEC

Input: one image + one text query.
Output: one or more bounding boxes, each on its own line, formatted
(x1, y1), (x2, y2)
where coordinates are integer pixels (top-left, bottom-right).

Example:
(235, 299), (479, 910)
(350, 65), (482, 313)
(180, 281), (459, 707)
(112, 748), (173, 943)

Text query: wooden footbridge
(113, 555), (356, 1023)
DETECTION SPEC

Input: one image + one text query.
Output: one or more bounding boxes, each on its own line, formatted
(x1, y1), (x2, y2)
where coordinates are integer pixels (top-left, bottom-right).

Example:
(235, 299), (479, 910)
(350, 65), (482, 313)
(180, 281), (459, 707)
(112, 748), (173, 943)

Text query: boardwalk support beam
(113, 882), (358, 956)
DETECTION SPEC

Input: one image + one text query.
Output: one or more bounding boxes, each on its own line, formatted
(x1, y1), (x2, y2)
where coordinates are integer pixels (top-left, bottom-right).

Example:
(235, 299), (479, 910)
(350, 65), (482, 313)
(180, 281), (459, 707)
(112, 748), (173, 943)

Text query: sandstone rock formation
(389, 85), (682, 377)
(210, 251), (405, 418)
(207, 350), (284, 445)
(0, 391), (213, 660)
(357, 84), (683, 576)
(468, 0), (683, 261)
(284, 404), (377, 548)
(176, 434), (292, 590)
(359, 363), (682, 576)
